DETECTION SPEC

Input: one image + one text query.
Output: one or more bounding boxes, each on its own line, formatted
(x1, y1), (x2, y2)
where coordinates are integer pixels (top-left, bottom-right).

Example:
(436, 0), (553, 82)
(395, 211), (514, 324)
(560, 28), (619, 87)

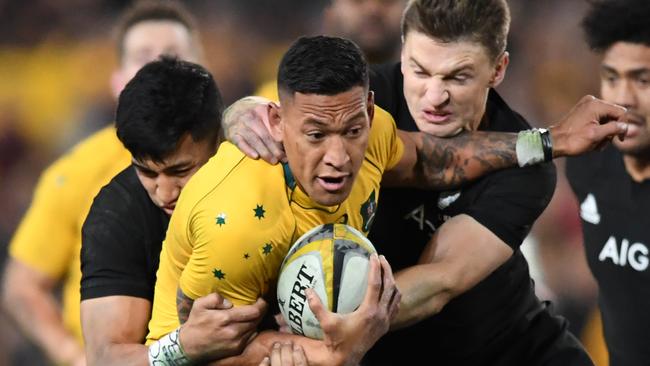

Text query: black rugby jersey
(81, 166), (169, 301)
(567, 145), (650, 366)
(364, 63), (589, 365)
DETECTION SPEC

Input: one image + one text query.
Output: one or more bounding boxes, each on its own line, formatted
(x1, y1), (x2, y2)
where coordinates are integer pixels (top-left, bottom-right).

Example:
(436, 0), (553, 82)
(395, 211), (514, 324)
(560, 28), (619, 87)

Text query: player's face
(111, 20), (199, 98)
(401, 31), (508, 136)
(275, 87), (373, 206)
(323, 0), (405, 63)
(600, 42), (650, 156)
(133, 134), (214, 216)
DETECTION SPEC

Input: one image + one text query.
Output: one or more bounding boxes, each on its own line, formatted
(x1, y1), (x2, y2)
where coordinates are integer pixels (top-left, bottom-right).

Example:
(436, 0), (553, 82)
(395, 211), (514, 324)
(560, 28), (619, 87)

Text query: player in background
(567, 0), (650, 364)
(254, 0), (406, 128)
(1, 1), (202, 365)
(321, 0), (405, 64)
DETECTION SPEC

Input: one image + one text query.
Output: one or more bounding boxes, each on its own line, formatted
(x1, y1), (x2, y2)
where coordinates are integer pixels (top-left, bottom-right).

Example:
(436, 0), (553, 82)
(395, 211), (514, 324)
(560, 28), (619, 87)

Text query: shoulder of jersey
(176, 142), (289, 215)
(364, 105), (397, 163)
(41, 126), (130, 193)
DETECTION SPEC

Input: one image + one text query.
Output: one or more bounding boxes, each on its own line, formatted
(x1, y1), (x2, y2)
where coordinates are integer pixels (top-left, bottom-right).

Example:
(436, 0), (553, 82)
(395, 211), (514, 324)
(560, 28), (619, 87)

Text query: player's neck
(623, 154), (650, 182)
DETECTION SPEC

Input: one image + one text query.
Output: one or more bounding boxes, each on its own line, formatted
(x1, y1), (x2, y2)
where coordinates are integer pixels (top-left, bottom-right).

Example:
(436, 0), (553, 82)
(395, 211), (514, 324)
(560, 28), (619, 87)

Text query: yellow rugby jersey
(9, 126), (131, 343)
(147, 106), (403, 342)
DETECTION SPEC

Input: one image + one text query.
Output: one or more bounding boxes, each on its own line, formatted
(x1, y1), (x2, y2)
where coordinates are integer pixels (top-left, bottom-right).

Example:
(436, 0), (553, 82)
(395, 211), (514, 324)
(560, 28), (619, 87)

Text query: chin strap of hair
(516, 128), (553, 167)
(148, 327), (192, 366)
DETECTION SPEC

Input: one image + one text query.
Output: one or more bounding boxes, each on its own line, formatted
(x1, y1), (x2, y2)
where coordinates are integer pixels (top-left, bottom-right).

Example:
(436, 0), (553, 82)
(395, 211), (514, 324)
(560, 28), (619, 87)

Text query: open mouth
(423, 110), (452, 123)
(317, 176), (348, 192)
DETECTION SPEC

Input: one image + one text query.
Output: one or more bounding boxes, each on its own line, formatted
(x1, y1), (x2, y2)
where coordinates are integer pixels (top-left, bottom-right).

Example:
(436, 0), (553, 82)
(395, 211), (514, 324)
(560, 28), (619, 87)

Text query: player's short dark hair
(114, 0), (198, 60)
(277, 35), (369, 98)
(401, 0), (510, 61)
(582, 0), (650, 52)
(115, 56), (223, 163)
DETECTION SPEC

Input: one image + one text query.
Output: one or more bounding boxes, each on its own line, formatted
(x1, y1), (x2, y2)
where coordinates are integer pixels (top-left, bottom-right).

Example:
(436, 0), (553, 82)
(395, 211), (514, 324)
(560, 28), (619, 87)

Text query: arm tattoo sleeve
(176, 287), (194, 325)
(415, 131), (518, 189)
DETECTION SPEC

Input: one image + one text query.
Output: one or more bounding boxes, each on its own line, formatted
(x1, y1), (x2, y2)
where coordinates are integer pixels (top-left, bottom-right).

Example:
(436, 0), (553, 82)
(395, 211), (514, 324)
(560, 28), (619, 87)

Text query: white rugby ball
(276, 223), (377, 339)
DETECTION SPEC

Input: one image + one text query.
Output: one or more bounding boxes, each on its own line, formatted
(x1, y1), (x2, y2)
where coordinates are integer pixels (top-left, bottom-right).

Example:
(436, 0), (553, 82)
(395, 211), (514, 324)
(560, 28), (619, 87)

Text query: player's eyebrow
(409, 55), (474, 75)
(132, 160), (193, 175)
(602, 64), (650, 77)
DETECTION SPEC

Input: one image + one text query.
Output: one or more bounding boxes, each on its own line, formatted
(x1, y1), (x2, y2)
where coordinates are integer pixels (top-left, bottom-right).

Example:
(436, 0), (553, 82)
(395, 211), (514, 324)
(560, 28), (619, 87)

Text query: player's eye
(136, 168), (157, 178)
(601, 72), (618, 85)
(413, 68), (428, 77)
(635, 76), (650, 88)
(346, 127), (363, 138)
(306, 131), (325, 141)
(171, 167), (193, 177)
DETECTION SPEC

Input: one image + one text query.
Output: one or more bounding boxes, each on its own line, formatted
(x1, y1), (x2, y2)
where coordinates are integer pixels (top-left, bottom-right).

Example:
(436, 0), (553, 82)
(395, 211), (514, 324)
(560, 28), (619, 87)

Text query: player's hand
(259, 342), (309, 366)
(307, 254), (400, 366)
(549, 95), (628, 157)
(223, 96), (286, 164)
(179, 293), (268, 361)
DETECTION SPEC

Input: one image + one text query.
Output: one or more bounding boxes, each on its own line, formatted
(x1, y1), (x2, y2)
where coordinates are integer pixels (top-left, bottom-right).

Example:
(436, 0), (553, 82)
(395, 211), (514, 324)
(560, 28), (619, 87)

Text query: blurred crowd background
(0, 0), (605, 364)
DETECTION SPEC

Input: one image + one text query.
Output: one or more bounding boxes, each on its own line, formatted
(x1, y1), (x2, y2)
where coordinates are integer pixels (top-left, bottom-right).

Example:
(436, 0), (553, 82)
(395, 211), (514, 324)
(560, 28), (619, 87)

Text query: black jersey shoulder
(370, 62), (419, 131)
(80, 166), (169, 301)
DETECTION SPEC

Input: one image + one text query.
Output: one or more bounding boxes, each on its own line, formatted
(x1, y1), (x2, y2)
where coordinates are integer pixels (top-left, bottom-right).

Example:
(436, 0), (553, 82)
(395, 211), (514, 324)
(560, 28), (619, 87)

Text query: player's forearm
(2, 272), (82, 364)
(391, 263), (455, 330)
(412, 130), (518, 190)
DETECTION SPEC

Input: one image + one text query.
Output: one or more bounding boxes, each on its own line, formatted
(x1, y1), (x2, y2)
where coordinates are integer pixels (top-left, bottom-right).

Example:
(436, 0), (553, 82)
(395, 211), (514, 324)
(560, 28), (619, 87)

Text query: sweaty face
(600, 42), (650, 156)
(133, 134), (214, 216)
(324, 0), (404, 63)
(401, 31), (504, 136)
(112, 20), (199, 98)
(276, 87), (372, 206)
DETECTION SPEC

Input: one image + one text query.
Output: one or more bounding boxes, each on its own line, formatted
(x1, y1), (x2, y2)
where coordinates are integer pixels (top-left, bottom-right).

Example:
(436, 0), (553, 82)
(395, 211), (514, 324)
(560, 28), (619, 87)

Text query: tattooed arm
(385, 96), (629, 189)
(383, 130), (517, 189)
(177, 288), (193, 325)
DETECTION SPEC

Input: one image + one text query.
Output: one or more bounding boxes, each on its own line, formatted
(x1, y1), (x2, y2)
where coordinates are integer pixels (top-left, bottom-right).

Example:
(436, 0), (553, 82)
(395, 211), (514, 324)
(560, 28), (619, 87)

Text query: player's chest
(290, 163), (382, 241)
(577, 186), (650, 279)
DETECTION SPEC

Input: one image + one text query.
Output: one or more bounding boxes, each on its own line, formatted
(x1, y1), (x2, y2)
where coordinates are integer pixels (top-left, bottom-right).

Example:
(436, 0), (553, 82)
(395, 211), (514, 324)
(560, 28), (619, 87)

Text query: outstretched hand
(549, 95), (628, 157)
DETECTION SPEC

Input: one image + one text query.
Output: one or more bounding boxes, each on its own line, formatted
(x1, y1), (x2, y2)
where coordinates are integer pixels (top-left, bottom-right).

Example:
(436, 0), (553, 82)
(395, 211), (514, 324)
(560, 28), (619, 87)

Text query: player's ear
(268, 101), (283, 142)
(367, 90), (375, 128)
(490, 51), (509, 87)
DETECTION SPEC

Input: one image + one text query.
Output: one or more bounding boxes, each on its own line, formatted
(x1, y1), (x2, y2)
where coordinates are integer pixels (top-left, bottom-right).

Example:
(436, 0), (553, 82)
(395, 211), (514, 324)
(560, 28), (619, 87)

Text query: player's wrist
(515, 128), (553, 167)
(148, 327), (193, 366)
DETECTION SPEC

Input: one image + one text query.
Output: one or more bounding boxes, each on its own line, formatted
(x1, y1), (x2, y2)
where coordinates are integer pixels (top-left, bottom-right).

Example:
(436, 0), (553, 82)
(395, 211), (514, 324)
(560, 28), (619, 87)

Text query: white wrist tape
(148, 327), (191, 366)
(516, 129), (545, 167)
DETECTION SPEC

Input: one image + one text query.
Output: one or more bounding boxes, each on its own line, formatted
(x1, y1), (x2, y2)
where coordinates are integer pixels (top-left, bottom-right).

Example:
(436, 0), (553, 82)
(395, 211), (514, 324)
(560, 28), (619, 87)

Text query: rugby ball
(276, 223), (377, 339)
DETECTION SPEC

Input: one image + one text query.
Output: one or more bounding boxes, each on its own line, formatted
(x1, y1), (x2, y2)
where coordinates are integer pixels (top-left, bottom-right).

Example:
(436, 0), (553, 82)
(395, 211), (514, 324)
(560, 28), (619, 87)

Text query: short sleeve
(460, 163), (557, 249)
(9, 159), (81, 278)
(80, 177), (152, 300)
